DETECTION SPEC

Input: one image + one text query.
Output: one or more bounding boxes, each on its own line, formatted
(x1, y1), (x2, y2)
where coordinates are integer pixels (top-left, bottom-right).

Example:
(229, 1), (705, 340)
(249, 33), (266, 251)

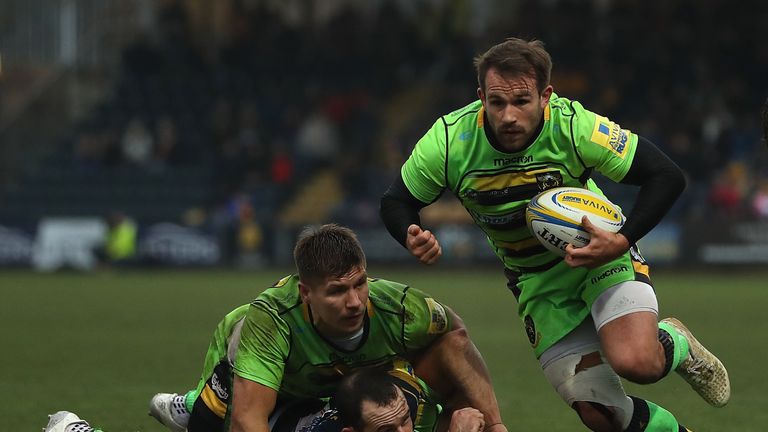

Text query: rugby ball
(525, 187), (625, 257)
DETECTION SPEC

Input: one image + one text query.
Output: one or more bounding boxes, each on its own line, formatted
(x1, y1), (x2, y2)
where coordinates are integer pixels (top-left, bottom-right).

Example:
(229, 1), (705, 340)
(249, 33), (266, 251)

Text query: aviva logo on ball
(525, 187), (625, 257)
(557, 191), (621, 221)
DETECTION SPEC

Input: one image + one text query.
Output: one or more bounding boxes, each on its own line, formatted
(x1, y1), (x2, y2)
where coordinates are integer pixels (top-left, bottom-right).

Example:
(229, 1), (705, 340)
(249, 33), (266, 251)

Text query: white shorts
(538, 281), (658, 428)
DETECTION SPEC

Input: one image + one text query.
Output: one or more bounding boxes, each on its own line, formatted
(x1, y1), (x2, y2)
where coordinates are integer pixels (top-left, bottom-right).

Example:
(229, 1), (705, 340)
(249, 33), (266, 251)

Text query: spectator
(94, 211), (138, 266)
(121, 117), (154, 167)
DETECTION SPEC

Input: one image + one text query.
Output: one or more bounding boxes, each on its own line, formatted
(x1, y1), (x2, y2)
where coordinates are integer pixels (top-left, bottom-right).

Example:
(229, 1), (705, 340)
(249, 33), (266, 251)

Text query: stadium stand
(0, 0), (766, 265)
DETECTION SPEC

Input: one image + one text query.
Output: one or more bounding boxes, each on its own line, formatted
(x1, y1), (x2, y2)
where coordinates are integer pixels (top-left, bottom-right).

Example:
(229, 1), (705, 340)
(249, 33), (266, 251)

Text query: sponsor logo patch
(425, 297), (448, 334)
(629, 245), (646, 264)
(590, 265), (629, 284)
(211, 372), (229, 400)
(590, 115), (631, 158)
(535, 171), (563, 190)
(471, 209), (524, 226)
(524, 315), (541, 348)
(493, 155), (534, 166)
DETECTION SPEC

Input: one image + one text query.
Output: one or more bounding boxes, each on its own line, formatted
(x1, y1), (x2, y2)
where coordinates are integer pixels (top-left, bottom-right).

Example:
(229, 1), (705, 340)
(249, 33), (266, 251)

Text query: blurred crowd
(68, 0), (768, 245)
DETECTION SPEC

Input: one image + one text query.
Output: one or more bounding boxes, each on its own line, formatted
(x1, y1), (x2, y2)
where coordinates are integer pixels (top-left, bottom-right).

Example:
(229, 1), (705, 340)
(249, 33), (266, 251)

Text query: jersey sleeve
(401, 286), (452, 351)
(569, 101), (638, 182)
(400, 119), (448, 203)
(232, 302), (291, 390)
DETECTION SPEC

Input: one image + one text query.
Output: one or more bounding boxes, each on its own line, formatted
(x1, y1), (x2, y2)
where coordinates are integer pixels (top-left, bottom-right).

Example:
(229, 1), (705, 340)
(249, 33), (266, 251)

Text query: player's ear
(540, 85), (553, 107)
(298, 281), (310, 303)
(477, 87), (484, 102)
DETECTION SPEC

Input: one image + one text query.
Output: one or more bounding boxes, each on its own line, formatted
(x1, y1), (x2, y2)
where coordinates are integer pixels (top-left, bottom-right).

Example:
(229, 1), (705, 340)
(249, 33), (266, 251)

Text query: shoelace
(685, 357), (714, 382)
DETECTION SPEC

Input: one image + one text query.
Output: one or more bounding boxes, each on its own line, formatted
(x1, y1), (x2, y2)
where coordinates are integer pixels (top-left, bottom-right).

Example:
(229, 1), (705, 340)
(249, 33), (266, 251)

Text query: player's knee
(607, 350), (664, 384)
(572, 401), (622, 432)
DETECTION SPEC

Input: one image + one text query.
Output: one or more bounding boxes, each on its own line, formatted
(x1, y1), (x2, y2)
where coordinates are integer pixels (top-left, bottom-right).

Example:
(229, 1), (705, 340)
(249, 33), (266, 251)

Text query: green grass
(2, 268), (764, 430)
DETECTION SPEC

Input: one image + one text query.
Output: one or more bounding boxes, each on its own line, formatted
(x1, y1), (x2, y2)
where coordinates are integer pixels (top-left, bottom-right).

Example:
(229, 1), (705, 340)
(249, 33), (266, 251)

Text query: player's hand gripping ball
(525, 187), (625, 257)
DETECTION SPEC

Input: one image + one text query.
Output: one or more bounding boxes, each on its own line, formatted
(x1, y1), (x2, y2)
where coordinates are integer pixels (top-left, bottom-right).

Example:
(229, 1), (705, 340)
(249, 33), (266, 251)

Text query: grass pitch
(2, 267), (765, 430)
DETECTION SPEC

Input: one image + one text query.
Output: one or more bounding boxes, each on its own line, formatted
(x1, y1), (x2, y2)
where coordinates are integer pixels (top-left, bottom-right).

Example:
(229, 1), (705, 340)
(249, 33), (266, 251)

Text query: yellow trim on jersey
(632, 260), (650, 279)
(201, 384), (227, 418)
(468, 168), (552, 191)
(496, 237), (542, 251)
(544, 103), (551, 121)
(389, 358), (421, 390)
(272, 275), (292, 287)
(366, 299), (375, 318)
(477, 106), (485, 128)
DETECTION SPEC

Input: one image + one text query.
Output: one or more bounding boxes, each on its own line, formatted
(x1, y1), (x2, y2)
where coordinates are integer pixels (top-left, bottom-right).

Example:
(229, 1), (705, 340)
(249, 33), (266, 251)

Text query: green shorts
(505, 247), (651, 358)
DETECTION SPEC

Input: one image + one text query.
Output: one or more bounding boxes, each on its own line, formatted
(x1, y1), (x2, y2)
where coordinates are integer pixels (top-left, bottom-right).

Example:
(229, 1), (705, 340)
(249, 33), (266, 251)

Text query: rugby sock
(658, 322), (690, 377)
(183, 389), (196, 414)
(625, 396), (690, 431)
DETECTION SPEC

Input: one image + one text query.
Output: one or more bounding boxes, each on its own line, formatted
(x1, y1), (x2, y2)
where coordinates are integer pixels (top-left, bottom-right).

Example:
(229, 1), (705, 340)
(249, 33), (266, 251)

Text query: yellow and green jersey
(401, 93), (638, 272)
(234, 274), (450, 401)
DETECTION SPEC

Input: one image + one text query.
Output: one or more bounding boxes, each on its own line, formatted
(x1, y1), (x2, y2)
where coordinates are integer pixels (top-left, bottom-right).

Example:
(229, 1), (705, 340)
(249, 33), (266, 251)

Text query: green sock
(646, 400), (685, 431)
(184, 389), (197, 413)
(658, 322), (690, 373)
(627, 396), (688, 431)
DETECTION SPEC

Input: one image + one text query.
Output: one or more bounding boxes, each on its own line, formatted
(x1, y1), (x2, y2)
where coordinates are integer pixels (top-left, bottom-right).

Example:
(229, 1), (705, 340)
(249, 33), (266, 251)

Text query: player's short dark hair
(294, 224), (367, 285)
(761, 97), (768, 146)
(474, 37), (552, 95)
(334, 368), (400, 430)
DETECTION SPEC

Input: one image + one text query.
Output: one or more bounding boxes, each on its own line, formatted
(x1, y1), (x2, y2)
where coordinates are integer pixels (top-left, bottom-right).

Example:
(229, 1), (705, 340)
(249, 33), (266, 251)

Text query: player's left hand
(564, 216), (629, 269)
(448, 407), (486, 432)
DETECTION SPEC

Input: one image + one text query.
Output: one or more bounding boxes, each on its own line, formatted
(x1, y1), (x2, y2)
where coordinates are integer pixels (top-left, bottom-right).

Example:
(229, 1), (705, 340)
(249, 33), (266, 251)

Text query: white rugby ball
(525, 187), (625, 257)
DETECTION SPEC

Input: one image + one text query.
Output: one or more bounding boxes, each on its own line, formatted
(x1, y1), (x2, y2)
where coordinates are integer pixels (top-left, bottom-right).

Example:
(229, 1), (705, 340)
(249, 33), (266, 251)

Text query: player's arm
(230, 377), (277, 432)
(409, 303), (506, 432)
(380, 175), (442, 265)
(566, 136), (686, 268)
(381, 117), (448, 265)
(231, 303), (290, 431)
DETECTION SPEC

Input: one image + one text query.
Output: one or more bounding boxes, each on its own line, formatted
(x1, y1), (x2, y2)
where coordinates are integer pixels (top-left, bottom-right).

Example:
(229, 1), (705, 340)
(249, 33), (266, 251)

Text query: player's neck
(485, 113), (544, 153)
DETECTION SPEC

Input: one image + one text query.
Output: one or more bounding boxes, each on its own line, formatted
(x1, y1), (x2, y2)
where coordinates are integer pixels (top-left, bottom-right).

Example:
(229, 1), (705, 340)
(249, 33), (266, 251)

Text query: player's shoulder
(442, 99), (483, 126)
(547, 92), (586, 117)
(368, 276), (409, 295)
(368, 277), (412, 310)
(254, 274), (301, 313)
(547, 92), (600, 135)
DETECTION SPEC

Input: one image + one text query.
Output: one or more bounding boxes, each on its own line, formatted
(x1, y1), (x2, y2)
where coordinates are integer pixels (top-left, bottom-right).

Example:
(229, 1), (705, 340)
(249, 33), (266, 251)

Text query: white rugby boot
(43, 411), (93, 432)
(660, 317), (731, 407)
(149, 392), (189, 432)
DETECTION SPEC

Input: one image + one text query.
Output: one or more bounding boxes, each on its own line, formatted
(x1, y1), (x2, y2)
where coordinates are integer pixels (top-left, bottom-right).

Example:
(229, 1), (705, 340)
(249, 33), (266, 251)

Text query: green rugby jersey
(233, 274), (451, 399)
(401, 93), (638, 272)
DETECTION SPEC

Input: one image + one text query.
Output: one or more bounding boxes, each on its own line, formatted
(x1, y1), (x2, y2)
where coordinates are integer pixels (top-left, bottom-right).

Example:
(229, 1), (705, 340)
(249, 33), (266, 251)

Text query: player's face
(478, 67), (553, 152)
(300, 266), (369, 338)
(358, 387), (413, 432)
